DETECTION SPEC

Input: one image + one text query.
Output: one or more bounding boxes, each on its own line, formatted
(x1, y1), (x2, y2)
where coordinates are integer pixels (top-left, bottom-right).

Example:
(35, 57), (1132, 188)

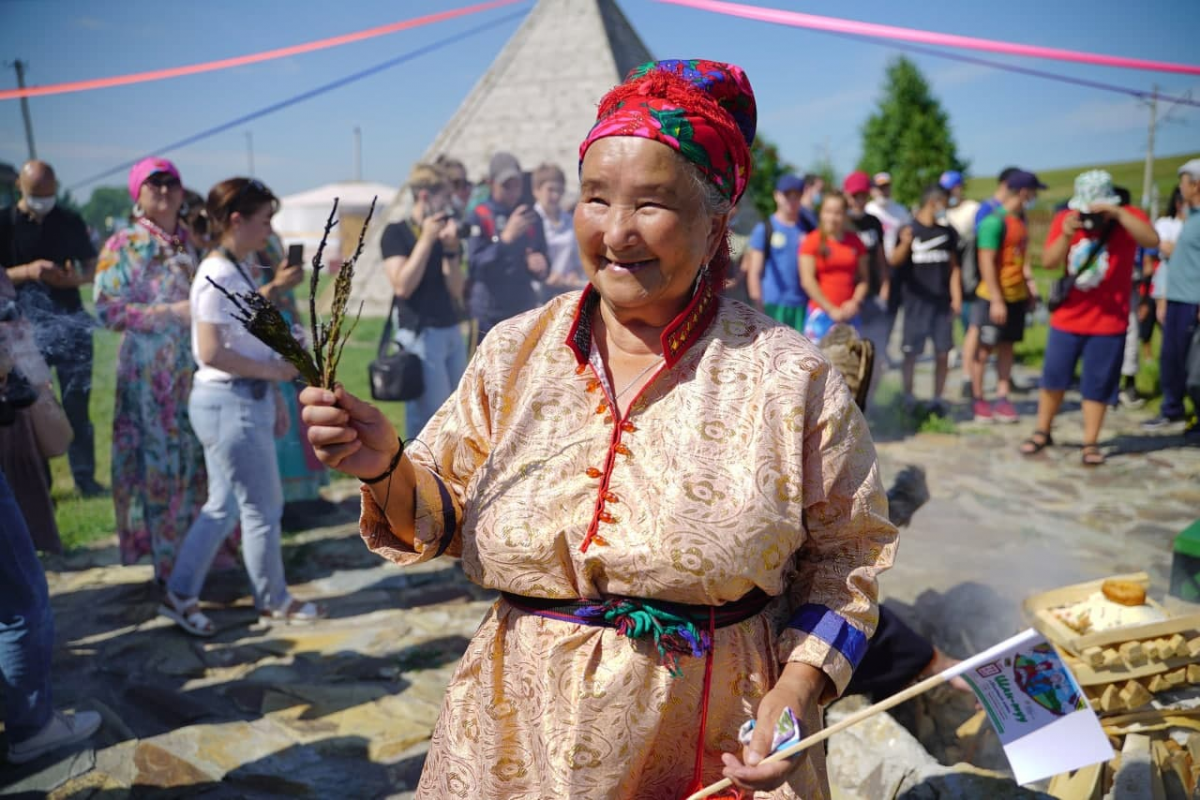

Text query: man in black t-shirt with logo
(890, 184), (961, 414)
(380, 163), (467, 439)
(0, 160), (101, 495)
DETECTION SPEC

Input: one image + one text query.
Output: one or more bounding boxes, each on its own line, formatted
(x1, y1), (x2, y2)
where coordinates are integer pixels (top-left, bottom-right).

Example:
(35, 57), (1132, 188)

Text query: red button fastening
(614, 443), (632, 457)
(586, 379), (601, 393)
(590, 533), (609, 547)
(596, 400), (609, 415)
(575, 364), (588, 375)
(621, 421), (637, 433)
(586, 467), (602, 479)
(598, 512), (617, 524)
(604, 491), (620, 504)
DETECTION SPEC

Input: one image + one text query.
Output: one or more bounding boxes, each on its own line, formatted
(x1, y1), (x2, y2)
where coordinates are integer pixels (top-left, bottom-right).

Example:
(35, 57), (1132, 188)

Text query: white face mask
(1023, 198), (1038, 212)
(24, 195), (56, 215)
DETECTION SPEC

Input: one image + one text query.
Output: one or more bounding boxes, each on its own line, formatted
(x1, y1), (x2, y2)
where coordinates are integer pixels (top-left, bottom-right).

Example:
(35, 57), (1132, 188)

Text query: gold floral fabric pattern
(360, 290), (897, 799)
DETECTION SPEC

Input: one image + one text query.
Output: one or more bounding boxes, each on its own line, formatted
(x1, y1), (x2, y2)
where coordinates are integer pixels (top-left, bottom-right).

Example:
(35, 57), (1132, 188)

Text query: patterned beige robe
(360, 283), (897, 799)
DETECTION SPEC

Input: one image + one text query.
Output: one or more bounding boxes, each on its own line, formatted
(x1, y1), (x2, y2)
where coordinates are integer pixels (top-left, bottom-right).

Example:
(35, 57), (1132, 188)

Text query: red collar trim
(564, 278), (719, 369)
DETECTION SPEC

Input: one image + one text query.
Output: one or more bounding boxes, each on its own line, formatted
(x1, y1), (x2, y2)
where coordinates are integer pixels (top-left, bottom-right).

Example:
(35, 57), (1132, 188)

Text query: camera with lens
(1079, 212), (1106, 232)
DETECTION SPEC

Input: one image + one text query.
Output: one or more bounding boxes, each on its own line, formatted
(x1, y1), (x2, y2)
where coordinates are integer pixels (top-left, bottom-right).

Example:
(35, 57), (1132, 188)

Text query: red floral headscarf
(580, 59), (757, 206)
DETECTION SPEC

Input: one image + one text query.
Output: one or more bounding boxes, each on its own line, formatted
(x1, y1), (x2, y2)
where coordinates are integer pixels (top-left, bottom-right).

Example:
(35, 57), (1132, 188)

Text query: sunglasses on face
(145, 173), (181, 190)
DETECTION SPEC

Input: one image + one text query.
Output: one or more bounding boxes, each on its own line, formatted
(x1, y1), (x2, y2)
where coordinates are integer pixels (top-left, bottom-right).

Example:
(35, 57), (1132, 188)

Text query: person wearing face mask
(970, 170), (1045, 424)
(890, 184), (961, 415)
(798, 173), (824, 231)
(160, 177), (323, 636)
(381, 163), (467, 440)
(0, 160), (102, 497)
(1021, 170), (1157, 464)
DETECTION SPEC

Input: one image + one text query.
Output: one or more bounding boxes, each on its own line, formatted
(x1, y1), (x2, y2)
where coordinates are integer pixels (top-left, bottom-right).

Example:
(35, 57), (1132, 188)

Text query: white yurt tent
(273, 181), (396, 266)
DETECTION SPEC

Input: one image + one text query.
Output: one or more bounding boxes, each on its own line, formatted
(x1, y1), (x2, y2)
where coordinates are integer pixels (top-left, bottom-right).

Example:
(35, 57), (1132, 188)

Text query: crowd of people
(742, 159), (1199, 461)
(1, 58), (1198, 788)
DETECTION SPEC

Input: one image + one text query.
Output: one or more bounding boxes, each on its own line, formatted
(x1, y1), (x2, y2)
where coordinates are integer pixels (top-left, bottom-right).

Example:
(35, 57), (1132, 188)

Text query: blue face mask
(1023, 198), (1037, 212)
(811, 191), (823, 206)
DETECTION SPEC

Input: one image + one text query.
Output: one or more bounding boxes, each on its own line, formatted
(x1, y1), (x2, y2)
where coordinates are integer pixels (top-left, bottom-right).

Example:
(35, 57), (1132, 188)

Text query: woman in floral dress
(94, 158), (224, 582)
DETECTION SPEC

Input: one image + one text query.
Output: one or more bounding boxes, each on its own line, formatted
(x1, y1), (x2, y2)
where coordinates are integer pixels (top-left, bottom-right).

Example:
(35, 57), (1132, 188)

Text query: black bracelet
(361, 437), (405, 485)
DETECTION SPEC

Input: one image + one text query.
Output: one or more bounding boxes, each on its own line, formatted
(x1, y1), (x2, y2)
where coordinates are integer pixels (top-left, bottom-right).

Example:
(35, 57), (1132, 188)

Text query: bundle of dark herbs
(206, 197), (375, 389)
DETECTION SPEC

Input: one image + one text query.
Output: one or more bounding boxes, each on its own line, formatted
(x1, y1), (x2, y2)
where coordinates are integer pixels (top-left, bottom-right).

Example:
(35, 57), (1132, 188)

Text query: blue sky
(1, 0), (1196, 203)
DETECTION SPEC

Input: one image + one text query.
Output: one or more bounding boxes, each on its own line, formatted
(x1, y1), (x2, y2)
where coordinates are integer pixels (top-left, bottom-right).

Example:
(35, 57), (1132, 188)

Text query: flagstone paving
(3, 369), (1197, 798)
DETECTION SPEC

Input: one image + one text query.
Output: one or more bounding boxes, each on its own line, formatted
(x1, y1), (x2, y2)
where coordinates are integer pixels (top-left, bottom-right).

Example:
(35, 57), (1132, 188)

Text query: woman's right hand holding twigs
(300, 385), (399, 478)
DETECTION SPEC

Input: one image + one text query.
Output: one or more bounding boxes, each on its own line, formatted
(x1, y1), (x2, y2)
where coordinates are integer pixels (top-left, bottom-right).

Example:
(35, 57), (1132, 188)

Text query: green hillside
(964, 151), (1200, 209)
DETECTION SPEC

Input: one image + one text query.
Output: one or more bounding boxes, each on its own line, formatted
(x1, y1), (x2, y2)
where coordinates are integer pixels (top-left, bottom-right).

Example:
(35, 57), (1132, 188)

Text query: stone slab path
(2, 367), (1197, 798)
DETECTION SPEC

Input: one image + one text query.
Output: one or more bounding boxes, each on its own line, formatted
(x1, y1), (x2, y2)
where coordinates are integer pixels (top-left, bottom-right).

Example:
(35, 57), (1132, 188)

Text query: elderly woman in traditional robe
(301, 60), (897, 799)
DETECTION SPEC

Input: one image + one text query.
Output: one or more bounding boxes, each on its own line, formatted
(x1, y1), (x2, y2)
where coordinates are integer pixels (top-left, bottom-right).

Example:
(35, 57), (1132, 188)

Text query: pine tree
(858, 57), (966, 207)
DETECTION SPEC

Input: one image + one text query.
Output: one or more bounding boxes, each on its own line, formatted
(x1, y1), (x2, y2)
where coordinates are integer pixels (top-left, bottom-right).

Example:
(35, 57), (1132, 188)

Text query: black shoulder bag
(1048, 220), (1116, 312)
(368, 298), (425, 402)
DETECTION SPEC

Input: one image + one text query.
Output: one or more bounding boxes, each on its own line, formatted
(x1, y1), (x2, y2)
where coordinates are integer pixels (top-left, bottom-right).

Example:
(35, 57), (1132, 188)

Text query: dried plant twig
(205, 278), (320, 385)
(212, 195), (376, 390)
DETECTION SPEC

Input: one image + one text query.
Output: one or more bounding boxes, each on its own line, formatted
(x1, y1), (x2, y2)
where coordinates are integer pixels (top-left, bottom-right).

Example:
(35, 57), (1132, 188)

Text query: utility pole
(1141, 85), (1158, 216)
(11, 60), (37, 160)
(353, 126), (362, 181)
(245, 131), (255, 176)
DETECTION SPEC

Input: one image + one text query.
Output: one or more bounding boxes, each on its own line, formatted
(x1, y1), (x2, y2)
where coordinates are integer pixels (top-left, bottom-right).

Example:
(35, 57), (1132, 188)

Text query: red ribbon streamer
(657, 0), (1200, 77)
(0, 0), (523, 102)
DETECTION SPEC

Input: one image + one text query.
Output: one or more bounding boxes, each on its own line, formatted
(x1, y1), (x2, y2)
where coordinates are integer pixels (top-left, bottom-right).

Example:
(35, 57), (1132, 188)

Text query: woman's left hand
(720, 663), (827, 792)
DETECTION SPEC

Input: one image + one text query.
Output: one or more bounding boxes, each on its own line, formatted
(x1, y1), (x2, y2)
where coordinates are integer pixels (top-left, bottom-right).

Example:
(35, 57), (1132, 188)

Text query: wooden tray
(1024, 572), (1200, 655)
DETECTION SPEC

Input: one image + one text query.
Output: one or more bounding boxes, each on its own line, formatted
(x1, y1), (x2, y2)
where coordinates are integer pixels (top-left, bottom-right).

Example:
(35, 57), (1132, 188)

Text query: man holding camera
(1021, 170), (1157, 465)
(465, 151), (548, 342)
(380, 163), (468, 439)
(0, 160), (102, 496)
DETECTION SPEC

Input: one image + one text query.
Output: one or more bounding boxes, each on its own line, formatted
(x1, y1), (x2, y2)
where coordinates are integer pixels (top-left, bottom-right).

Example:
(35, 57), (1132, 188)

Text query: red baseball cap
(843, 171), (871, 195)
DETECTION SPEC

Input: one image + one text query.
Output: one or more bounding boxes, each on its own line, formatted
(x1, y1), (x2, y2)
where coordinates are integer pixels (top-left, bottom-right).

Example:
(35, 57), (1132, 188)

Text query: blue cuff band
(788, 604), (868, 669)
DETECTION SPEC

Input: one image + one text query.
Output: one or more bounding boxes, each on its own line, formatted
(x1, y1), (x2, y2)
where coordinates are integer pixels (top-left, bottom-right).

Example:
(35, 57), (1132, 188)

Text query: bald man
(1, 160), (102, 496)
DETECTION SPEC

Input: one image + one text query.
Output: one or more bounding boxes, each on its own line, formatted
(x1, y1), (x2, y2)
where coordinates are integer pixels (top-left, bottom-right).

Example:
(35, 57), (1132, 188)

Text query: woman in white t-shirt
(160, 177), (324, 636)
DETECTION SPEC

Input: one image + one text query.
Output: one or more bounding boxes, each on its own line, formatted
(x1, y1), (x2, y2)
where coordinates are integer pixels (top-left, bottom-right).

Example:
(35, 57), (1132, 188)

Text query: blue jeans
(0, 467), (55, 743)
(1161, 301), (1199, 419)
(168, 381), (288, 611)
(395, 324), (467, 440)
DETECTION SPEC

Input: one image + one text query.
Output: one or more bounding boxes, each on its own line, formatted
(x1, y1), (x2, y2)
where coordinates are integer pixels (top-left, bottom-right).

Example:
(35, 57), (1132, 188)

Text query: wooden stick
(685, 672), (947, 800)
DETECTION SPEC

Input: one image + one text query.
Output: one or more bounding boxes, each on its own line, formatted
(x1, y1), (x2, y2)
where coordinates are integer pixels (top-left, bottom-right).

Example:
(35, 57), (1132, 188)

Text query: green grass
(964, 151), (1200, 211)
(51, 309), (409, 551)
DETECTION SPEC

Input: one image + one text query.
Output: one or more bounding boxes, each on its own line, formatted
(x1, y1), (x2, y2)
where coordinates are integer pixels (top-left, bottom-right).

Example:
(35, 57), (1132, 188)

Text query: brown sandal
(1081, 443), (1106, 467)
(1019, 430), (1053, 456)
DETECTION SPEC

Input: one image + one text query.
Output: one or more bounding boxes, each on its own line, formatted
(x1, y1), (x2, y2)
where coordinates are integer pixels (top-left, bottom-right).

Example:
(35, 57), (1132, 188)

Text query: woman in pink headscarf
(299, 61), (895, 799)
(93, 158), (216, 583)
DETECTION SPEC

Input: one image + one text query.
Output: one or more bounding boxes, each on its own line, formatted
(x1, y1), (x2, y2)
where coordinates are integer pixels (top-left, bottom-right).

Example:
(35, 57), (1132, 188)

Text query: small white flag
(949, 628), (1113, 784)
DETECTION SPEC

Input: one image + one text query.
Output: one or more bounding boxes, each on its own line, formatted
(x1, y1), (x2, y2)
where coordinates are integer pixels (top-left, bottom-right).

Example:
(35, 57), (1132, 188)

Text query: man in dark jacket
(465, 152), (548, 341)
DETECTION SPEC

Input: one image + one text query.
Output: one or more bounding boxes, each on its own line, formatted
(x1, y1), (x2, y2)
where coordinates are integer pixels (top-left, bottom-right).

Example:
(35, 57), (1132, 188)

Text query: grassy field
(50, 313), (408, 550)
(963, 151), (1200, 211)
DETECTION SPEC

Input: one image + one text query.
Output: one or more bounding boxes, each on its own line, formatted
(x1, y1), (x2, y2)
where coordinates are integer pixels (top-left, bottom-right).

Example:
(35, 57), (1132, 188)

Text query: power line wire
(69, 7), (529, 191)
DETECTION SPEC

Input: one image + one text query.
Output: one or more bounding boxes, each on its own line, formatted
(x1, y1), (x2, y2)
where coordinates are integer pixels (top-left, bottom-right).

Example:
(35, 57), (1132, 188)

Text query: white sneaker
(7, 710), (102, 764)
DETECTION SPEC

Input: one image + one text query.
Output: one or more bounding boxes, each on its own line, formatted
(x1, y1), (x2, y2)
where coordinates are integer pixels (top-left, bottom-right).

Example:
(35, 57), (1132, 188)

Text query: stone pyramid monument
(352, 0), (653, 315)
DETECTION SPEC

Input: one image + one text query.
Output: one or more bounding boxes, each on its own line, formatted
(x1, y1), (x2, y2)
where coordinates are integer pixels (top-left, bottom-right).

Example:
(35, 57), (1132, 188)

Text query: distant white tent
(350, 0), (654, 315)
(273, 181), (396, 264)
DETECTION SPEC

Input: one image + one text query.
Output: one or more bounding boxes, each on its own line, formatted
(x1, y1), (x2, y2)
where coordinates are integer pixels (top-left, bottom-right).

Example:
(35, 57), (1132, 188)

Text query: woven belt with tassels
(500, 588), (771, 677)
(502, 588), (773, 796)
